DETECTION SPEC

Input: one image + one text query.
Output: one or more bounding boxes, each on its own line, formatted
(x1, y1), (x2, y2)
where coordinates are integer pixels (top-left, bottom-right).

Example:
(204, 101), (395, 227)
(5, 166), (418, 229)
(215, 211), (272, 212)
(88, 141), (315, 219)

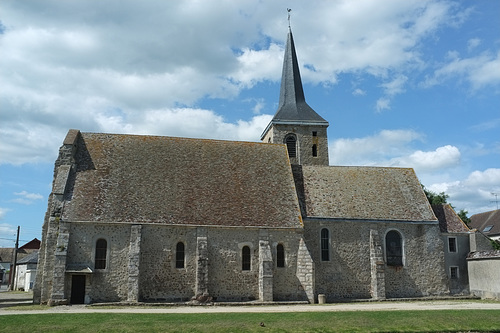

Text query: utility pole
(9, 226), (20, 291)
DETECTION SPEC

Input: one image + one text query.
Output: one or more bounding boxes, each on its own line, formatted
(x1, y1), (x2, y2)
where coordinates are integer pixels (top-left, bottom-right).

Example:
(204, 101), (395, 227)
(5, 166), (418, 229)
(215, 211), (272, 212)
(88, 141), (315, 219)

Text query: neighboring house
(0, 248), (14, 285)
(35, 28), (451, 306)
(467, 209), (500, 300)
(14, 251), (38, 291)
(0, 263), (7, 285)
(0, 238), (40, 287)
(432, 204), (471, 295)
(470, 209), (500, 241)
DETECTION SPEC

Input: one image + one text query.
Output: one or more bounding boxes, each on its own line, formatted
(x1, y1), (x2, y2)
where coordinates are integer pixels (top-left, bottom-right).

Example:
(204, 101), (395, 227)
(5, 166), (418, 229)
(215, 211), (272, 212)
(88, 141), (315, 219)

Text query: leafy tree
(422, 186), (449, 205)
(457, 209), (471, 226)
(422, 185), (471, 226)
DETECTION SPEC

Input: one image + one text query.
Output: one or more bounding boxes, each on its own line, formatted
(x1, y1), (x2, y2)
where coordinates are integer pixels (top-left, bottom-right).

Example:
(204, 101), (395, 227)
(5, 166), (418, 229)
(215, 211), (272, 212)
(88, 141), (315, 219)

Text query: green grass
(1, 310), (500, 333)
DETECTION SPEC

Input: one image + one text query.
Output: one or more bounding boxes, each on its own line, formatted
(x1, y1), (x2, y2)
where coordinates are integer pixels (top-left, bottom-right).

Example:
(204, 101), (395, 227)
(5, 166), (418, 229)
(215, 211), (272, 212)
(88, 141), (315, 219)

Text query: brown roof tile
(432, 204), (470, 233)
(470, 209), (500, 235)
(61, 132), (302, 228)
(299, 165), (436, 221)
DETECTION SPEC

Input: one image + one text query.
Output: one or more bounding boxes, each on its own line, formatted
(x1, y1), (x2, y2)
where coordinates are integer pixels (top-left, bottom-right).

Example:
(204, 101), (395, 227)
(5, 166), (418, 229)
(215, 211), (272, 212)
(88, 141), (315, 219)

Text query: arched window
(321, 228), (329, 261)
(176, 242), (185, 269)
(312, 144), (318, 157)
(285, 135), (297, 158)
(386, 230), (403, 266)
(242, 246), (251, 271)
(95, 238), (107, 269)
(277, 244), (285, 268)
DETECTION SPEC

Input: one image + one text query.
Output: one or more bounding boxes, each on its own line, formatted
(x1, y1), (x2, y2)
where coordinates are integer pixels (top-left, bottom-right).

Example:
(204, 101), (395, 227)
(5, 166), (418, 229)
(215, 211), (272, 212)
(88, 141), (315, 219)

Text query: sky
(0, 0), (499, 247)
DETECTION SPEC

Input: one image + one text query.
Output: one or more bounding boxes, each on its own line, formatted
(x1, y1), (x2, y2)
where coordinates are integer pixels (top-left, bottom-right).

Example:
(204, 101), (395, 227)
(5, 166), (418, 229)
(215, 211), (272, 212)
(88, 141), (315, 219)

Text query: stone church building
(35, 29), (449, 305)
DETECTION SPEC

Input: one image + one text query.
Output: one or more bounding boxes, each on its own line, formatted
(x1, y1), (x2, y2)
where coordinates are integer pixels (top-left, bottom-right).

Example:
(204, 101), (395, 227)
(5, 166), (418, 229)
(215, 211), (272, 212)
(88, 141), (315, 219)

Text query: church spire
(261, 28), (328, 140)
(261, 22), (329, 167)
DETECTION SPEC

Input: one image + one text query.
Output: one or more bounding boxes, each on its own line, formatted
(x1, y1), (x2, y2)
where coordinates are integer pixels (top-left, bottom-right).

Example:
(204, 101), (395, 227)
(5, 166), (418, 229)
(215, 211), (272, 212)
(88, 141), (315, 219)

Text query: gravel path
(1, 290), (500, 316)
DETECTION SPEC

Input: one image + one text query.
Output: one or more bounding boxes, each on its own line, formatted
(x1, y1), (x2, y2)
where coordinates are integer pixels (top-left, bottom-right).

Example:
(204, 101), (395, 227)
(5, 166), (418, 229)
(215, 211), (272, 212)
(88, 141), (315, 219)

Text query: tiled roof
(470, 209), (500, 235)
(19, 238), (40, 250)
(432, 204), (470, 233)
(16, 251), (38, 265)
(0, 248), (14, 262)
(61, 132), (302, 228)
(297, 165), (436, 221)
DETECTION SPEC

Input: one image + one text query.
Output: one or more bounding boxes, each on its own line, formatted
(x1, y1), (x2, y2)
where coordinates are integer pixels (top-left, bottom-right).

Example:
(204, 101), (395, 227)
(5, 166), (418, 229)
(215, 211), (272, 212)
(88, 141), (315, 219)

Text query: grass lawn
(1, 310), (500, 333)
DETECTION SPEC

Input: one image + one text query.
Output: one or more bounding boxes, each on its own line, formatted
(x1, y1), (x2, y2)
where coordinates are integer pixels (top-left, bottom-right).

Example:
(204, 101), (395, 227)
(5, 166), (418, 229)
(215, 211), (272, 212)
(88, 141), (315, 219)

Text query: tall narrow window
(242, 246), (251, 271)
(321, 228), (329, 261)
(176, 242), (185, 268)
(448, 237), (457, 253)
(312, 131), (317, 137)
(386, 230), (403, 266)
(95, 238), (107, 269)
(450, 266), (459, 279)
(312, 144), (318, 157)
(285, 135), (297, 158)
(277, 244), (285, 268)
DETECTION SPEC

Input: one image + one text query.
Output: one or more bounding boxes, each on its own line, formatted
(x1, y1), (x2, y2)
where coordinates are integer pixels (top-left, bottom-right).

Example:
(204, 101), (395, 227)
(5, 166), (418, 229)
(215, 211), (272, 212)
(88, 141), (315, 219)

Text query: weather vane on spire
(287, 8), (292, 28)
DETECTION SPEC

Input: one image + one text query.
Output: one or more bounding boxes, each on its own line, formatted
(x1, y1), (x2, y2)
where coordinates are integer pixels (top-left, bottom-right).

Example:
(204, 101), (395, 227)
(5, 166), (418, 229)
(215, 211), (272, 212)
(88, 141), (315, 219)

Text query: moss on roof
(299, 165), (436, 221)
(61, 132), (302, 228)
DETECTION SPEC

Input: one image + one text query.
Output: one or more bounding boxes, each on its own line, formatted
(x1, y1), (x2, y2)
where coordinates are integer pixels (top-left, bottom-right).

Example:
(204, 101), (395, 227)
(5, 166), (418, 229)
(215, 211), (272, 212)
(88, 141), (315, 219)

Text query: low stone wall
(467, 250), (500, 300)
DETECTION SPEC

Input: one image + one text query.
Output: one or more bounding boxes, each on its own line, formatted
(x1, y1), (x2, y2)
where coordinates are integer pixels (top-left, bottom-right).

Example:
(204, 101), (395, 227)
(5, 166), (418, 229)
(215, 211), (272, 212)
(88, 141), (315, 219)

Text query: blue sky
(1, 0), (499, 247)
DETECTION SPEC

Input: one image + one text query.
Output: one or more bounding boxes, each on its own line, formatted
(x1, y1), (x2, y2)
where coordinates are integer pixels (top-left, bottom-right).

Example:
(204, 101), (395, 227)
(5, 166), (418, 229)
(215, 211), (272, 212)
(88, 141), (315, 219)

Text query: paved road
(1, 290), (500, 316)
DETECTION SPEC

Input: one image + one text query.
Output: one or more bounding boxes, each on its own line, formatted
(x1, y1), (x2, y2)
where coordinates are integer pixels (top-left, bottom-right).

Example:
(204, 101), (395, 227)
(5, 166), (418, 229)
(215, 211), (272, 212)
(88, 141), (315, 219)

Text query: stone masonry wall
(137, 225), (308, 302)
(65, 223), (131, 303)
(304, 219), (448, 301)
(262, 125), (329, 166)
(139, 225), (198, 302)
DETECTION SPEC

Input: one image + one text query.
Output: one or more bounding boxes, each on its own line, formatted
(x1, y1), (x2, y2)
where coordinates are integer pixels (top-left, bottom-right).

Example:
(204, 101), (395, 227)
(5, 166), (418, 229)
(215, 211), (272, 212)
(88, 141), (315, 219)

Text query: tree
(423, 186), (449, 205)
(457, 209), (471, 227)
(422, 184), (471, 227)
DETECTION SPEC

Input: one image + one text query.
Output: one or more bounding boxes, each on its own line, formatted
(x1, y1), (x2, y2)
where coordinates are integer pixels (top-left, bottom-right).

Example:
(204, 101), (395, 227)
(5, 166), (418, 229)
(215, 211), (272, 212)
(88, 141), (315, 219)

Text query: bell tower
(261, 27), (329, 166)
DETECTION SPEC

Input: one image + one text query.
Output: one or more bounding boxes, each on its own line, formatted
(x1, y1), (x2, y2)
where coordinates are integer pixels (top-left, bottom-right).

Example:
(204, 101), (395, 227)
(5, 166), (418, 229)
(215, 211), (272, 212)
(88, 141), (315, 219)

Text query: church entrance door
(70, 275), (86, 304)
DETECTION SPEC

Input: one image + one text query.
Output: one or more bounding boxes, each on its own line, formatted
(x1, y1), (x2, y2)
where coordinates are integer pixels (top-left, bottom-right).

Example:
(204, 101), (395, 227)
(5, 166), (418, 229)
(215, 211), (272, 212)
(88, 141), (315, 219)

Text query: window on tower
(285, 135), (297, 158)
(312, 144), (318, 157)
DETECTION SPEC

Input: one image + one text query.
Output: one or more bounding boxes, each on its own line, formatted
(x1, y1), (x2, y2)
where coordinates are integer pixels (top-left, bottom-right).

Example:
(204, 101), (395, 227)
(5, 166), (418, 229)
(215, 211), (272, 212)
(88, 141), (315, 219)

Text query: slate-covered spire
(273, 28), (328, 125)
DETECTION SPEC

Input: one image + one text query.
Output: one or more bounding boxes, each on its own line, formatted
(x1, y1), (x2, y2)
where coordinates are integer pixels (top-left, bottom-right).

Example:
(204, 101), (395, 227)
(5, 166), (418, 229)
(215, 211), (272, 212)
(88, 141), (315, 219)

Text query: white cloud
(467, 38), (481, 52)
(381, 75), (408, 96)
(464, 168), (500, 187)
(0, 223), (17, 247)
(391, 145), (461, 172)
(11, 191), (44, 205)
(329, 129), (423, 166)
(0, 0), (474, 167)
(352, 88), (366, 96)
(375, 75), (408, 111)
(423, 51), (500, 89)
(426, 168), (500, 214)
(330, 131), (462, 176)
(376, 98), (391, 112)
(0, 208), (9, 220)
